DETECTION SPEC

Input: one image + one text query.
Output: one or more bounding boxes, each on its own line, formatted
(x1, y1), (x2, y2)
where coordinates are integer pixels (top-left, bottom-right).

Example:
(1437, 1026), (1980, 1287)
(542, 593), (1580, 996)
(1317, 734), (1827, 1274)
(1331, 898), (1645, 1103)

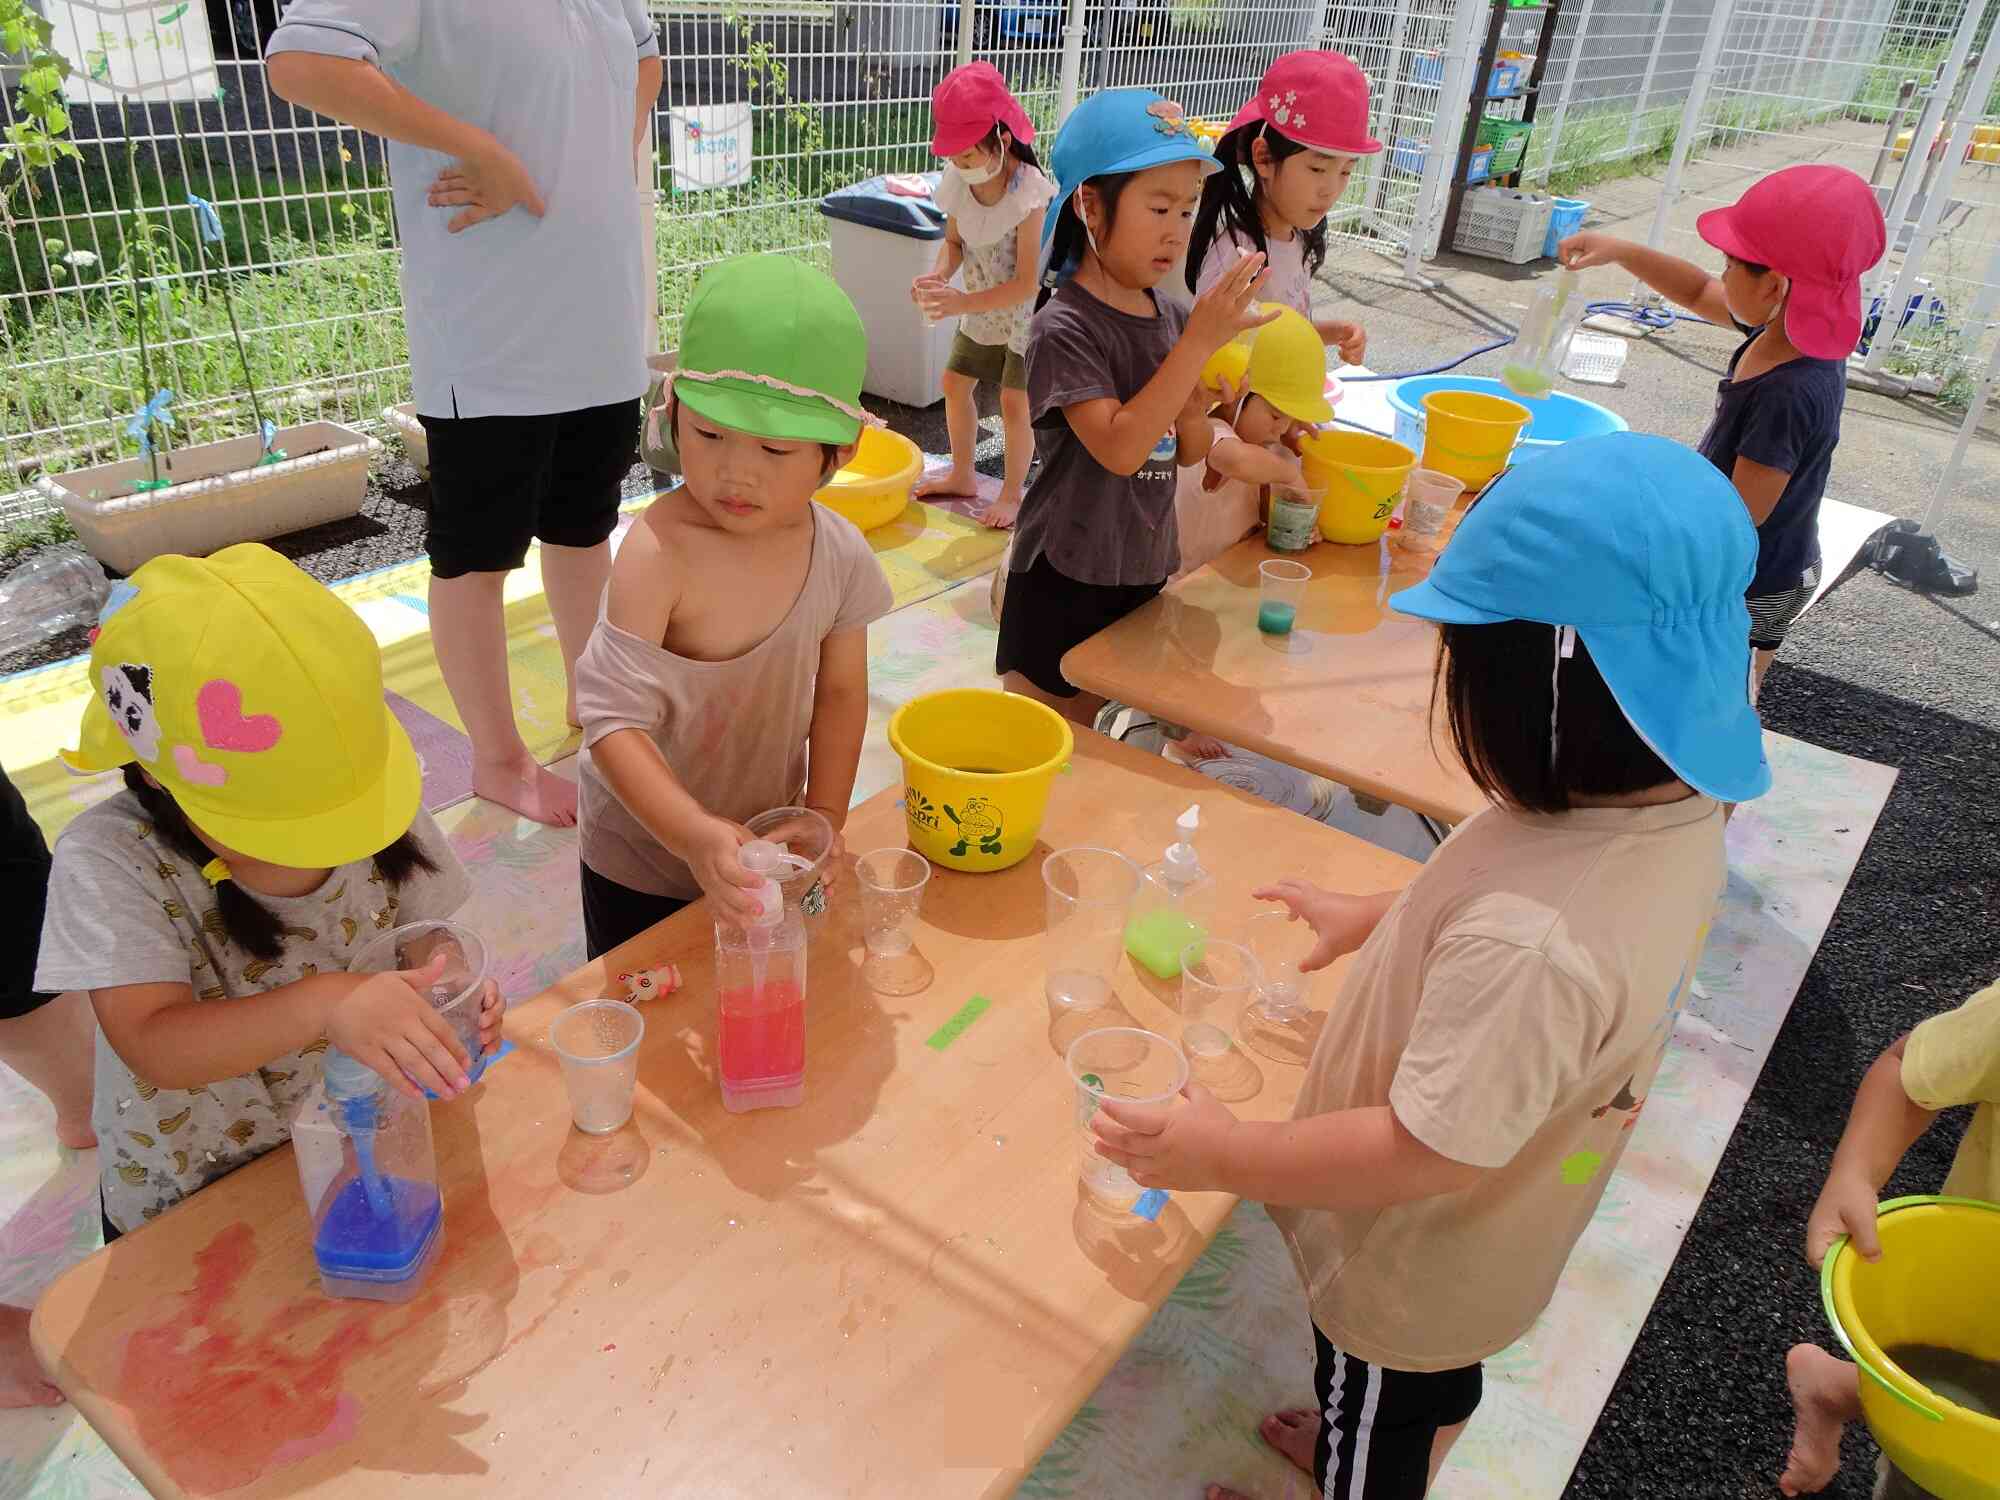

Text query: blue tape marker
(1132, 1188), (1168, 1221)
(424, 1038), (515, 1100)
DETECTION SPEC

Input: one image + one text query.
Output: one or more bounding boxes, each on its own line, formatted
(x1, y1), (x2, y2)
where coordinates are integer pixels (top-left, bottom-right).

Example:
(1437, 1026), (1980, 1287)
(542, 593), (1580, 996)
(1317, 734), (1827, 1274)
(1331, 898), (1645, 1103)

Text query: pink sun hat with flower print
(931, 62), (1037, 158)
(1226, 51), (1382, 156)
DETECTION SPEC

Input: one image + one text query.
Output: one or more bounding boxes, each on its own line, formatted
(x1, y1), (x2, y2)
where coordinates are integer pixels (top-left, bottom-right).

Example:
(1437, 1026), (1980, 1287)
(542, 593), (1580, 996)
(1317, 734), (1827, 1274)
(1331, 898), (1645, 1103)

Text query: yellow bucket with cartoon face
(887, 690), (1073, 873)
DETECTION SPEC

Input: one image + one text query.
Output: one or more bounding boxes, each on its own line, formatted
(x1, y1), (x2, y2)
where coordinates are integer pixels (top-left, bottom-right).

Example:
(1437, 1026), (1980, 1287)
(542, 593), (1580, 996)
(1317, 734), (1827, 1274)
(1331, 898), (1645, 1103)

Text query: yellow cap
(1199, 305), (1333, 425)
(64, 544), (420, 869)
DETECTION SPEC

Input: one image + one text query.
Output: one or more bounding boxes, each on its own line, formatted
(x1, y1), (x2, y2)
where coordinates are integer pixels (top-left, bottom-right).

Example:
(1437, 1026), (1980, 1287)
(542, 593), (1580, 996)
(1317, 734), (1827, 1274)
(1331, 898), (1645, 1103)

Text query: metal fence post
(1057, 0), (1089, 121)
(1406, 0), (1489, 277)
(1624, 0), (1678, 156)
(1642, 0), (1740, 253)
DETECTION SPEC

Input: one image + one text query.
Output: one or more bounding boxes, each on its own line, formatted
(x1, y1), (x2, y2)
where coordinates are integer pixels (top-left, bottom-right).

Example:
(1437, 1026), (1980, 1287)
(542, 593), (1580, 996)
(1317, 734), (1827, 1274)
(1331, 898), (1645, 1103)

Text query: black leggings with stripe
(1311, 1324), (1483, 1498)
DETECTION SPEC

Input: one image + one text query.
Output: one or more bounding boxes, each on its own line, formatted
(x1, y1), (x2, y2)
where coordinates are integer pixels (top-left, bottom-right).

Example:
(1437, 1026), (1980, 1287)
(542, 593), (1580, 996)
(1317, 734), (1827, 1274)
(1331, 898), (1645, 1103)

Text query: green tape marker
(925, 995), (992, 1051)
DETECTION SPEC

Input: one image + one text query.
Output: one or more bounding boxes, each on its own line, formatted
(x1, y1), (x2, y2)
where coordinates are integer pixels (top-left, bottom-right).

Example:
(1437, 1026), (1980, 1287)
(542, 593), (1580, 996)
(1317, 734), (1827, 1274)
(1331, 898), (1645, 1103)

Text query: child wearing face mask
(1189, 52), (1382, 367)
(1559, 165), (1886, 700)
(912, 63), (1054, 529)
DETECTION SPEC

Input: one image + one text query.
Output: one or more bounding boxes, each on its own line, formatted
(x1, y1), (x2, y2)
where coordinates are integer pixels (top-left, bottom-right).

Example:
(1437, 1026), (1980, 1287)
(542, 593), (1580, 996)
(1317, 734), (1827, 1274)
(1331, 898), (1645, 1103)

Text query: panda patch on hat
(101, 662), (160, 763)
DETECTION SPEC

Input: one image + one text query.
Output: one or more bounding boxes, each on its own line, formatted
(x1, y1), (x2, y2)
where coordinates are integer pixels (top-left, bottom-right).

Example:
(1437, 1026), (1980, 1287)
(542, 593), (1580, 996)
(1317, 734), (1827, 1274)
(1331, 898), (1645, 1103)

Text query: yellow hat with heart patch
(64, 544), (420, 869)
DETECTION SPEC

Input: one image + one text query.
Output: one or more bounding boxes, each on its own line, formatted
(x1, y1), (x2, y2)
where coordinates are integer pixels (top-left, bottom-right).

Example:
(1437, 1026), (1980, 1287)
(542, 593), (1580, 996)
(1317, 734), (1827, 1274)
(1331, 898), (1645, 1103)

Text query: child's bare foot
(1780, 1344), (1861, 1495)
(915, 468), (978, 500)
(1171, 734), (1231, 764)
(974, 491), (1021, 529)
(0, 1305), (64, 1409)
(1202, 1410), (1320, 1500)
(473, 754), (577, 827)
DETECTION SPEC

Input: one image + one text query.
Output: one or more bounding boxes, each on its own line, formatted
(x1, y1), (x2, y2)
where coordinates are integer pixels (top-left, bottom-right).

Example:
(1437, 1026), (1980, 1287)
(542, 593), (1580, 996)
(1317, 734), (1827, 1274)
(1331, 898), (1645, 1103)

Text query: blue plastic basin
(1387, 375), (1627, 465)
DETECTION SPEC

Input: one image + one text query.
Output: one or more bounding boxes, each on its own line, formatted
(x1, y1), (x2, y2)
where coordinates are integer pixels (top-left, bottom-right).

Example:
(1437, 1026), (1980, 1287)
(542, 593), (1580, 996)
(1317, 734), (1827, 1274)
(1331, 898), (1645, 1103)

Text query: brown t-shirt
(1271, 795), (1726, 1372)
(575, 508), (893, 899)
(1011, 280), (1188, 587)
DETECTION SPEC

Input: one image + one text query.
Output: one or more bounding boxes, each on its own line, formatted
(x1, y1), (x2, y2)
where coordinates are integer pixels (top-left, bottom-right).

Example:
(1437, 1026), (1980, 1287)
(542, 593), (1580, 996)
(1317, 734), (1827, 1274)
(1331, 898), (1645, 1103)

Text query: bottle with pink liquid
(716, 840), (808, 1112)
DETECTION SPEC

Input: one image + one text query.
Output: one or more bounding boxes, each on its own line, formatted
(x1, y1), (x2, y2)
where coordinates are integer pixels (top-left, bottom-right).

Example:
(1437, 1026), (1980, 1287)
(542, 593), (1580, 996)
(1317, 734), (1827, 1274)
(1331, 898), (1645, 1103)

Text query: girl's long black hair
(1186, 122), (1329, 296)
(1037, 170), (1136, 312)
(978, 124), (1040, 174)
(125, 766), (438, 963)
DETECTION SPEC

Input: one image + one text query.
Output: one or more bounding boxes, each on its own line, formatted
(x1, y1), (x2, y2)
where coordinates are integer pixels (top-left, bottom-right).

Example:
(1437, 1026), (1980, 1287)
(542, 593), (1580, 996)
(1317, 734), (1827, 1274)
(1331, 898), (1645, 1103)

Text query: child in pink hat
(1188, 51), (1382, 367)
(911, 62), (1054, 529)
(1560, 164), (1887, 699)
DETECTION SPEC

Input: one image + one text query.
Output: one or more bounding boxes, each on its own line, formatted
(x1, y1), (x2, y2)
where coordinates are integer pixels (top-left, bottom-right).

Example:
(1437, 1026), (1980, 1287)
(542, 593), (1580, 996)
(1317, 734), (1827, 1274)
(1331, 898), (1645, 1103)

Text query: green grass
(0, 507), (77, 566)
(1539, 104), (1681, 197)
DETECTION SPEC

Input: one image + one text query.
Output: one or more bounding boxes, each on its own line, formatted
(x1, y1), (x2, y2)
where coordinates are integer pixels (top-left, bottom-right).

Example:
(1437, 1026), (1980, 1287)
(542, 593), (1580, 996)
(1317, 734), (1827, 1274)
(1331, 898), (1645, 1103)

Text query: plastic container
(1242, 910), (1316, 1064)
(1124, 805), (1217, 981)
(1542, 196), (1589, 258)
(888, 689), (1074, 873)
(550, 999), (646, 1133)
(1823, 1195), (2000, 1499)
(856, 847), (931, 995)
(813, 426), (922, 532)
(715, 841), (808, 1113)
(1067, 1027), (1188, 1205)
(1265, 483), (1323, 553)
(1419, 389), (1533, 492)
(1502, 266), (1586, 401)
(742, 805), (834, 915)
(1477, 117), (1534, 176)
(1256, 559), (1311, 636)
(1464, 145), (1497, 185)
(818, 174), (955, 408)
(1297, 430), (1419, 543)
(0, 546), (109, 659)
(1453, 187), (1553, 264)
(348, 920), (490, 1082)
(1386, 137), (1429, 175)
(295, 1049), (444, 1302)
(1389, 376), (1628, 474)
(1395, 468), (1466, 556)
(1180, 938), (1256, 1058)
(1045, 847), (1142, 1020)
(1562, 331), (1630, 385)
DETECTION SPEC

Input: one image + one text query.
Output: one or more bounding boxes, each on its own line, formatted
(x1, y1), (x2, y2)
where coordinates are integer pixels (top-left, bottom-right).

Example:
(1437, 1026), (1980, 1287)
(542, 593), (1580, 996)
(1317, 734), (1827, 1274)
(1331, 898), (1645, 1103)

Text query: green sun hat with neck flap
(673, 256), (875, 446)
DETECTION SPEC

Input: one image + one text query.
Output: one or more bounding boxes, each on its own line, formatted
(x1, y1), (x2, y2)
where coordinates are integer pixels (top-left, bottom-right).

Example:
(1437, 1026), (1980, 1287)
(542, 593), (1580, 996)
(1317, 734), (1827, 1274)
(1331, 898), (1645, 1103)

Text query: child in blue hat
(994, 88), (1275, 725)
(1088, 432), (1769, 1500)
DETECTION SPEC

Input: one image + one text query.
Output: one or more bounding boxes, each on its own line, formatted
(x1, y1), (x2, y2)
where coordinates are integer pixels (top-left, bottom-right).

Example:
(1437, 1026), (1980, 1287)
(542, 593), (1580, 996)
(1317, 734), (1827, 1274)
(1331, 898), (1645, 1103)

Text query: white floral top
(935, 162), (1054, 354)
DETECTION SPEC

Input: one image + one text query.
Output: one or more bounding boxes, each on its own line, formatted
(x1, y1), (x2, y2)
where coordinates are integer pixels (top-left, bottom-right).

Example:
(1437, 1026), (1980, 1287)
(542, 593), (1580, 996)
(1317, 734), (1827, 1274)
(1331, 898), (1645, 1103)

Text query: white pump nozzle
(739, 839), (785, 927)
(1165, 803), (1202, 873)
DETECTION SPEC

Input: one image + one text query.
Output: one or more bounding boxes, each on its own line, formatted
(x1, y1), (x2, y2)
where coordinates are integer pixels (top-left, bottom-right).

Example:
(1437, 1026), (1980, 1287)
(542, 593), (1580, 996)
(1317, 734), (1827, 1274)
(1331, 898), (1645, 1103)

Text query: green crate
(1477, 117), (1533, 176)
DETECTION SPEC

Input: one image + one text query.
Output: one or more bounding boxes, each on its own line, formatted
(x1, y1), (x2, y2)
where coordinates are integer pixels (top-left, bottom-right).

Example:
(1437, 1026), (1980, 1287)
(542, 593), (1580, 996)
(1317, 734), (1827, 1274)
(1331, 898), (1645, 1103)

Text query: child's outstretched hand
(1323, 319), (1368, 366)
(1805, 1169), (1883, 1267)
(1186, 250), (1277, 353)
(328, 953), (472, 1100)
(1558, 230), (1621, 270)
(476, 980), (505, 1056)
(1255, 879), (1380, 971)
(1091, 1082), (1240, 1192)
(687, 815), (772, 928)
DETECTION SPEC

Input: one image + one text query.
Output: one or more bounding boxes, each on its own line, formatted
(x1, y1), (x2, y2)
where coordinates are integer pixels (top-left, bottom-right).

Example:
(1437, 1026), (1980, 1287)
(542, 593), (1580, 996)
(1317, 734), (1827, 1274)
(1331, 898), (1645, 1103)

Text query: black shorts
(2, 768), (58, 1021)
(1311, 1323), (1483, 1499)
(418, 399), (640, 578)
(1746, 557), (1824, 651)
(580, 861), (692, 963)
(993, 550), (1164, 699)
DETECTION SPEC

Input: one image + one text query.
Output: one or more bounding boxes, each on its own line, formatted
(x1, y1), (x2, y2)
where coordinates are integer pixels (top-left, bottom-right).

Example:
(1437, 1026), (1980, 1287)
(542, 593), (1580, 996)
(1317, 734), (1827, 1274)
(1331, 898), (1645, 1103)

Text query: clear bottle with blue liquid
(292, 1048), (445, 1301)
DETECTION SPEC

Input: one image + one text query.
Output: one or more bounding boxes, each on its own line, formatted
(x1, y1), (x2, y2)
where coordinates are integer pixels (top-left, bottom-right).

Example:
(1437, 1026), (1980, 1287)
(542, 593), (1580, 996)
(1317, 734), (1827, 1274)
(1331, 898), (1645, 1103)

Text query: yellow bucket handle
(1819, 1192), (2000, 1424)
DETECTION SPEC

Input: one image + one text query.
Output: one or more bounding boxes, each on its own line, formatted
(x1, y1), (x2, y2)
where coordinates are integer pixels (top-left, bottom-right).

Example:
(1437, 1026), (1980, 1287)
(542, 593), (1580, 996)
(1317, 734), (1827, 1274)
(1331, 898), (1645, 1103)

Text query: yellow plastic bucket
(887, 690), (1074, 873)
(1824, 1195), (2000, 1499)
(1297, 430), (1418, 544)
(813, 426), (922, 532)
(1419, 389), (1532, 493)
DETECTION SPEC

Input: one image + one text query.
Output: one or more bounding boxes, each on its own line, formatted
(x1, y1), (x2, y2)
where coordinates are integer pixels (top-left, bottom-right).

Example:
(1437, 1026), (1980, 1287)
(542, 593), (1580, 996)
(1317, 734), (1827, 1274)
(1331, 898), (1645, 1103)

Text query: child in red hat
(1188, 51), (1382, 367)
(1560, 164), (1887, 699)
(911, 62), (1054, 529)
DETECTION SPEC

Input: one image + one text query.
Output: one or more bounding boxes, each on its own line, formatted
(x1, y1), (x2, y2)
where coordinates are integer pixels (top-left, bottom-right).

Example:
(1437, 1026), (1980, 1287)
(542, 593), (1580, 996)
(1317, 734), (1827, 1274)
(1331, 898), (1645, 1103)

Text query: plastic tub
(1823, 1195), (2000, 1499)
(1543, 196), (1589, 258)
(1388, 375), (1628, 479)
(888, 690), (1073, 873)
(819, 174), (955, 407)
(814, 426), (921, 532)
(1297, 430), (1418, 543)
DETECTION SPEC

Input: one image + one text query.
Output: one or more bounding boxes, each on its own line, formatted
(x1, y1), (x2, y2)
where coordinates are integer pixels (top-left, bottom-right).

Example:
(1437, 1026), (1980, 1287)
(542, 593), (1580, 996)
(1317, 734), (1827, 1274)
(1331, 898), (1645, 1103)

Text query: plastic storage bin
(1465, 145), (1497, 184)
(1477, 117), (1534, 176)
(819, 174), (956, 408)
(1387, 137), (1429, 174)
(1453, 187), (1554, 263)
(1542, 196), (1589, 258)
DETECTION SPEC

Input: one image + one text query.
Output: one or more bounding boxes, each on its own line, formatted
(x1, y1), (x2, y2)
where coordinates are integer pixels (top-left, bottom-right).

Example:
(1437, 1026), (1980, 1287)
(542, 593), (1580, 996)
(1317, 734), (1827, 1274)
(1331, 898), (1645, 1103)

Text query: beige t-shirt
(1270, 795), (1726, 1372)
(1901, 977), (2000, 1204)
(575, 507), (893, 899)
(1172, 418), (1263, 580)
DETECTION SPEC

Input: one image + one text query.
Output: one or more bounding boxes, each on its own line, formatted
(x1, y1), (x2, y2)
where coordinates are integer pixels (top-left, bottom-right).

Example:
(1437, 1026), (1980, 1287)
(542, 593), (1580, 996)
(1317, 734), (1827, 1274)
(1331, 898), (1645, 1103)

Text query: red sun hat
(930, 62), (1036, 158)
(1225, 51), (1382, 157)
(1696, 164), (1887, 359)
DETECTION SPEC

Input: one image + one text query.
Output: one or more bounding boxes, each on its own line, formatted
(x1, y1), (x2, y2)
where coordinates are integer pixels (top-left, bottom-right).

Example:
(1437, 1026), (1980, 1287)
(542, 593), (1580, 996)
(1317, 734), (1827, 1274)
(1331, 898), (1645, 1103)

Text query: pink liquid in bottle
(718, 978), (805, 1112)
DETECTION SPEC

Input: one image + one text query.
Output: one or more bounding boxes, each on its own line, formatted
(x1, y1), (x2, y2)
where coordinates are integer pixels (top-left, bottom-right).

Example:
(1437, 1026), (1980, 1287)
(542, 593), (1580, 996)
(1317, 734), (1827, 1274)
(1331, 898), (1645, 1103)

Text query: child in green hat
(573, 257), (894, 957)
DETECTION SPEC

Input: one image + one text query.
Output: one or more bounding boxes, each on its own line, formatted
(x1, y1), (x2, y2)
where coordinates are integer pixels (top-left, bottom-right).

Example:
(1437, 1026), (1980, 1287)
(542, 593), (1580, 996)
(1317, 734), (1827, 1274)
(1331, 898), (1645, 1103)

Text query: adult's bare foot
(0, 1305), (63, 1409)
(974, 492), (1021, 529)
(1780, 1344), (1860, 1495)
(473, 755), (577, 827)
(915, 469), (978, 501)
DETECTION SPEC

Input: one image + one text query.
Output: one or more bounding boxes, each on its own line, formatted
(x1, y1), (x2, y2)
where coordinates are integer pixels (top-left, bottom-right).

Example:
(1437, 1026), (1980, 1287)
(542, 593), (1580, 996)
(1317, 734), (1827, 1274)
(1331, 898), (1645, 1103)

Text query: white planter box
(383, 402), (428, 473)
(36, 421), (381, 576)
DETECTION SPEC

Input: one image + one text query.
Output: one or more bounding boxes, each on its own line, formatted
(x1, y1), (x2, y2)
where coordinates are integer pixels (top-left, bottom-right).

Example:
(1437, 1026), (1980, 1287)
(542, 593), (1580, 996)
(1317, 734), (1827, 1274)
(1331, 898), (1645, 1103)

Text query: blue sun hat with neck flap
(1389, 431), (1771, 804)
(1043, 88), (1220, 249)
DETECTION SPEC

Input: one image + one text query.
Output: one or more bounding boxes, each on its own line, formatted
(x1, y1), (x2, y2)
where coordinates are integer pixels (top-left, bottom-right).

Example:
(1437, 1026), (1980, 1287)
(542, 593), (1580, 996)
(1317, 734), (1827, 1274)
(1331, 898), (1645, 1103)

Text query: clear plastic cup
(349, 920), (488, 1076)
(1180, 938), (1258, 1058)
(1396, 468), (1465, 556)
(1242, 910), (1318, 1065)
(549, 1000), (645, 1135)
(1066, 1026), (1189, 1203)
(1042, 848), (1142, 1019)
(856, 847), (932, 995)
(1257, 559), (1312, 637)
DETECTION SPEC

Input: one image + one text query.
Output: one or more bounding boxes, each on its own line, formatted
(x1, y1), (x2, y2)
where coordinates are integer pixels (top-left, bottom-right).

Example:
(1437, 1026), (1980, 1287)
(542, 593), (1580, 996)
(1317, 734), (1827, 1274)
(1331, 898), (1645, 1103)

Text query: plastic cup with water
(549, 999), (646, 1135)
(1066, 1027), (1189, 1203)
(856, 847), (931, 994)
(1042, 848), (1142, 1019)
(1242, 909), (1318, 1065)
(1180, 938), (1258, 1059)
(349, 919), (489, 1077)
(1257, 559), (1312, 637)
(1394, 468), (1465, 556)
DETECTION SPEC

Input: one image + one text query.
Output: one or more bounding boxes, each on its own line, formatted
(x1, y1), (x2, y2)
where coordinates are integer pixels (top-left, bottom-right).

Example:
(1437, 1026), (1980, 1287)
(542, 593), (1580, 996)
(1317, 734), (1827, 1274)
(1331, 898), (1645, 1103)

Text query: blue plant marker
(125, 389), (175, 456)
(186, 194), (225, 245)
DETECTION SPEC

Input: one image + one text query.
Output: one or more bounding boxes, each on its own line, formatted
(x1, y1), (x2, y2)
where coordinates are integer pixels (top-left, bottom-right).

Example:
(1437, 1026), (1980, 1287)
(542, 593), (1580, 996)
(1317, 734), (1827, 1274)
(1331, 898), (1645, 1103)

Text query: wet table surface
(1062, 535), (1487, 826)
(32, 729), (1418, 1500)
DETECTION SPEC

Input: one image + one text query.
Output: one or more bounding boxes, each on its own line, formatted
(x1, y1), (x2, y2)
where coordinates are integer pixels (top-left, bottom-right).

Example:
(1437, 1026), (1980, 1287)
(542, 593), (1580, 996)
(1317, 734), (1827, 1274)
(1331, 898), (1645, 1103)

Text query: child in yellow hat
(34, 545), (502, 1240)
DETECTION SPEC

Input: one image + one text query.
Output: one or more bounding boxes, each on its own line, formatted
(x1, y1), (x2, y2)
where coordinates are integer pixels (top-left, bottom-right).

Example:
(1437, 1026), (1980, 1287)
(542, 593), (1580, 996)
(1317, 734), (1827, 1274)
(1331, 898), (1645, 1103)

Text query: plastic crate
(1465, 145), (1496, 184)
(1412, 52), (1445, 86)
(1487, 61), (1523, 96)
(1542, 196), (1588, 258)
(1453, 188), (1554, 264)
(1388, 136), (1429, 174)
(1477, 117), (1534, 176)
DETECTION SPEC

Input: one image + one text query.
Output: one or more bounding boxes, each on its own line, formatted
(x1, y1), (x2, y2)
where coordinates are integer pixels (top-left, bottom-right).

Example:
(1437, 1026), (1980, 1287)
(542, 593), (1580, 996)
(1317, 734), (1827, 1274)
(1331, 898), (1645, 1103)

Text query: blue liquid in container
(313, 1174), (443, 1289)
(1257, 601), (1297, 635)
